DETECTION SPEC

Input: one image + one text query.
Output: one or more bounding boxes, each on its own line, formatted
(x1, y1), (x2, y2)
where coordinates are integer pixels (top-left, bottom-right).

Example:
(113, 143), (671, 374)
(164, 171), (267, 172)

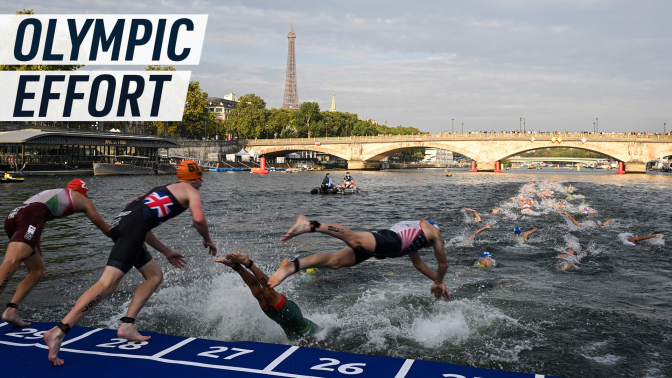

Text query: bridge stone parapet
(245, 134), (672, 173)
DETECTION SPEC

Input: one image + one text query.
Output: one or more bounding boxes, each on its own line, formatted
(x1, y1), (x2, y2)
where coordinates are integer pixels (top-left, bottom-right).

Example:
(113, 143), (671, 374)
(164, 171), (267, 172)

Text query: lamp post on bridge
(593, 121), (596, 132)
(596, 117), (598, 133)
(665, 123), (667, 135)
(523, 118), (526, 133)
(452, 118), (454, 134)
(520, 117), (522, 132)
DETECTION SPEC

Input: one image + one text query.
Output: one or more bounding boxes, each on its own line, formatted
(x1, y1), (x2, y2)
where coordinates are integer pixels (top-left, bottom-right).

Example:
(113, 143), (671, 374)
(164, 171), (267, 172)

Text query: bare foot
(214, 258), (237, 269)
(2, 307), (31, 327)
(43, 327), (66, 366)
(267, 259), (296, 288)
(226, 253), (251, 266)
(118, 323), (151, 342)
(281, 216), (312, 243)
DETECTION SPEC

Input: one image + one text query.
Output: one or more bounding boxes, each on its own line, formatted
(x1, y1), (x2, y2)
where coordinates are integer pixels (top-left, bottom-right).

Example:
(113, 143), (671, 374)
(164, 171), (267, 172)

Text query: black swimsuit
(107, 185), (187, 273)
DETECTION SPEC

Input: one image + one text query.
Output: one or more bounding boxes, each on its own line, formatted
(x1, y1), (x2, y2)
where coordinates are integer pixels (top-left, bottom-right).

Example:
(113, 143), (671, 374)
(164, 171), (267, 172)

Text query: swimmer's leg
(216, 257), (269, 306)
(3, 245), (46, 327)
(282, 216), (376, 251)
(118, 260), (164, 342)
(44, 266), (125, 366)
(268, 247), (357, 288)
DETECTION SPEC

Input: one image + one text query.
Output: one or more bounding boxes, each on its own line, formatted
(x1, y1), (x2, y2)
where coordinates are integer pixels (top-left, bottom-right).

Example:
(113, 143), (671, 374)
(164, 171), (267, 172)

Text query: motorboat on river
(93, 155), (155, 176)
(1, 176), (24, 183)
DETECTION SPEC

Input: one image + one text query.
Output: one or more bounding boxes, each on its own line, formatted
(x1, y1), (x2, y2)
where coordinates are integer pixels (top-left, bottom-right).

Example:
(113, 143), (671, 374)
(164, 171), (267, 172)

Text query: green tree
(267, 108), (294, 138)
(180, 81), (215, 139)
(299, 102), (321, 136)
(227, 94), (268, 138)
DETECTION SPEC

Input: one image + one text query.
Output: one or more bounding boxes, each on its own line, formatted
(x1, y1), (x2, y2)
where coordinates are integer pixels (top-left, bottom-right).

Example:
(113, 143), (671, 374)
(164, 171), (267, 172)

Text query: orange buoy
(469, 161), (477, 173)
(253, 157), (269, 175)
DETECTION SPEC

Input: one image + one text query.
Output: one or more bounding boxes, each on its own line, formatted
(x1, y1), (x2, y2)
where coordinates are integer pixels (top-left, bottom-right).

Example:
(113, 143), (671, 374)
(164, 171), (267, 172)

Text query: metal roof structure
(0, 129), (180, 148)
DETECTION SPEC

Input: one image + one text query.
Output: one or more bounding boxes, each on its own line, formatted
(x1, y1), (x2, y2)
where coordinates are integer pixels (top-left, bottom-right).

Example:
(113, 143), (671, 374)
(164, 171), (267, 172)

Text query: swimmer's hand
(203, 240), (218, 256)
(164, 250), (187, 268)
(431, 282), (449, 300)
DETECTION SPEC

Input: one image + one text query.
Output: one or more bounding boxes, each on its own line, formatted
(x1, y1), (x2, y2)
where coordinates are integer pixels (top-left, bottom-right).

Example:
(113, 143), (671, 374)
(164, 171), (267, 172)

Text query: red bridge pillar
(469, 161), (477, 172)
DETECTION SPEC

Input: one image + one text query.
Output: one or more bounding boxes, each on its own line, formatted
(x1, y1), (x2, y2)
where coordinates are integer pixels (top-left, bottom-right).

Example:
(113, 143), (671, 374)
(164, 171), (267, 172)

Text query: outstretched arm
(628, 234), (662, 243)
(75, 194), (110, 236)
(466, 223), (493, 242)
(187, 189), (217, 256)
(556, 210), (581, 228)
(146, 232), (186, 268)
(461, 208), (481, 222)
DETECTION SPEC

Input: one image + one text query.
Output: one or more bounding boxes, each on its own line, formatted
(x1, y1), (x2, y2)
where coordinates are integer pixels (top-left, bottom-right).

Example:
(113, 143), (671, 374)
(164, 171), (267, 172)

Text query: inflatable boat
(311, 186), (360, 195)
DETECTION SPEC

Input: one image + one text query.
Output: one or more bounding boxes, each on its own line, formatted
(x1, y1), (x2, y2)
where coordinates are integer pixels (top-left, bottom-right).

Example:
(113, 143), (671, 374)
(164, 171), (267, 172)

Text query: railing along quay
(247, 132), (672, 144)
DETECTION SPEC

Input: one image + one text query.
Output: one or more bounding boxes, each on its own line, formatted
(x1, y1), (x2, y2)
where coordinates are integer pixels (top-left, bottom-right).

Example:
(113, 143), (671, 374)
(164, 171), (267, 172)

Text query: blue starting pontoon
(1, 321), (560, 378)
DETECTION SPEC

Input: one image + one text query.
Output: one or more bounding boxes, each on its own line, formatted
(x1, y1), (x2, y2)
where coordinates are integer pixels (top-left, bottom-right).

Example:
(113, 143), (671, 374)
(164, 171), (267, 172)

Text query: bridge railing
(247, 132), (672, 143)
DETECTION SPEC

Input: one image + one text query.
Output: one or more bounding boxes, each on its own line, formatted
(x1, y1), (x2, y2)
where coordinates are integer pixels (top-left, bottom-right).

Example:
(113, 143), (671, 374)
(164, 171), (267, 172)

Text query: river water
(2, 169), (671, 378)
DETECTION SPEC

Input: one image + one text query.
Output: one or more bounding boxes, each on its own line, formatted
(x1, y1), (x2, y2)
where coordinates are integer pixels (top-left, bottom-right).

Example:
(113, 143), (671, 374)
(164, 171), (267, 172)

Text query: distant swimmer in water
(581, 207), (595, 214)
(491, 208), (502, 214)
(511, 226), (538, 243)
(473, 252), (494, 268)
(216, 254), (320, 340)
(461, 208), (482, 222)
(268, 216), (449, 300)
(44, 161), (217, 367)
(621, 233), (663, 246)
(521, 208), (540, 215)
(556, 249), (579, 271)
(564, 184), (574, 192)
(599, 219), (612, 227)
(0, 179), (110, 327)
(556, 210), (583, 230)
(465, 223), (493, 243)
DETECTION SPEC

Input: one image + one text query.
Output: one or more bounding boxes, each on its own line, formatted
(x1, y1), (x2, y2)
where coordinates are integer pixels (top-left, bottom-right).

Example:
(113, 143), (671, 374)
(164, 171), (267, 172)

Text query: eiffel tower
(282, 19), (299, 109)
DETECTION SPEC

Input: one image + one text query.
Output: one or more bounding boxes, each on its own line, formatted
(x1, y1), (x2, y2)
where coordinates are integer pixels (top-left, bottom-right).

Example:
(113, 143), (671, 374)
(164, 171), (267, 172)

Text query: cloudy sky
(3, 1), (671, 133)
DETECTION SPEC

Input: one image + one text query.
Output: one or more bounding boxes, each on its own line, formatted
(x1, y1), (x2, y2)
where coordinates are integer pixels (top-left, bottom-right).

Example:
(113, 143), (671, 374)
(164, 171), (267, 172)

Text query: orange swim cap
(67, 178), (88, 197)
(177, 160), (203, 181)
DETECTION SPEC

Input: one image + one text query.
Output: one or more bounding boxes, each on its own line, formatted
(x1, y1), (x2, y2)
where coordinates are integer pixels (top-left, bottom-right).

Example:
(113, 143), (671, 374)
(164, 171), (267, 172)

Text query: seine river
(2, 168), (671, 378)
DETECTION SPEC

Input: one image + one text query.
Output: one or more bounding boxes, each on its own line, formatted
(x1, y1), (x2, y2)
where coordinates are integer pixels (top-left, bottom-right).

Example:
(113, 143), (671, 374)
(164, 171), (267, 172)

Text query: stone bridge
(245, 133), (672, 173)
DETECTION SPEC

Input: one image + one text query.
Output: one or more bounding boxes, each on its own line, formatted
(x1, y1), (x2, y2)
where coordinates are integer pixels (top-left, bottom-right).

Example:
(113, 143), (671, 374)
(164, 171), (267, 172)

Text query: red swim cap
(67, 178), (88, 197)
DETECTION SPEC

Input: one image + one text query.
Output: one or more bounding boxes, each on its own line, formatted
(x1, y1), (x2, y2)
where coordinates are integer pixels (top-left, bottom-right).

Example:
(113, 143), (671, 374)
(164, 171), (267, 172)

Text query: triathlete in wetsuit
(0, 179), (109, 327)
(44, 160), (218, 367)
(216, 253), (320, 340)
(268, 216), (449, 299)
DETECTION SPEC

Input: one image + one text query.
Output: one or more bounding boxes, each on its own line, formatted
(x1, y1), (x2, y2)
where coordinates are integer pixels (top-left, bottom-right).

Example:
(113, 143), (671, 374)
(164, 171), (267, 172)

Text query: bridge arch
(364, 142), (478, 162)
(496, 145), (621, 162)
(250, 145), (349, 161)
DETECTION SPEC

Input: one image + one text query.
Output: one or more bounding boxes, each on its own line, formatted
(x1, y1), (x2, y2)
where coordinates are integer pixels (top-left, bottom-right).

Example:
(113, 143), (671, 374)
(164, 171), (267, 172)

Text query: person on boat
(461, 208), (482, 222)
(43, 160), (217, 367)
(267, 216), (449, 300)
(556, 249), (579, 271)
(621, 233), (663, 246)
(3, 172), (12, 179)
(1, 179), (109, 328)
(465, 223), (493, 243)
(343, 172), (355, 188)
(473, 252), (494, 268)
(322, 173), (334, 190)
(216, 253), (320, 340)
(511, 226), (538, 243)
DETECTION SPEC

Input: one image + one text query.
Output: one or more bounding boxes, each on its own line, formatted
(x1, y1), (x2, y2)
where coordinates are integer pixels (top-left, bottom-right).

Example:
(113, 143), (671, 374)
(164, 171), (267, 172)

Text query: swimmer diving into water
(268, 216), (449, 300)
(216, 254), (320, 340)
(44, 161), (217, 367)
